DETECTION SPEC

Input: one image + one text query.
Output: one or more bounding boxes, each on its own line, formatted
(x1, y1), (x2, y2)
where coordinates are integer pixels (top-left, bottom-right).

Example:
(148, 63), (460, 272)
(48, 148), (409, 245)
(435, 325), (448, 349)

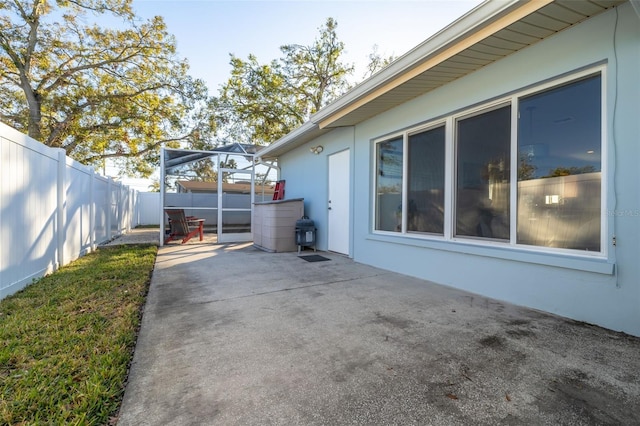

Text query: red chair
(273, 180), (285, 200)
(164, 209), (205, 244)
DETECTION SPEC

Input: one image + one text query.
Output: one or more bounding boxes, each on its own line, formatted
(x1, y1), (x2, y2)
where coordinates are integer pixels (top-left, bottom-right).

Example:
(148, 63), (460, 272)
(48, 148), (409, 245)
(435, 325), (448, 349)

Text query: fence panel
(137, 192), (160, 225)
(0, 123), (140, 300)
(64, 158), (93, 264)
(1, 126), (59, 298)
(93, 176), (110, 243)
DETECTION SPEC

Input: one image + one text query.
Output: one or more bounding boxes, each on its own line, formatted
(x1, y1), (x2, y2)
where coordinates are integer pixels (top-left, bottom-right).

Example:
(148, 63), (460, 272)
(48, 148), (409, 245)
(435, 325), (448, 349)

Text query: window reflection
(456, 105), (511, 240)
(375, 137), (403, 232)
(371, 71), (603, 254)
(517, 75), (601, 251)
(408, 126), (445, 234)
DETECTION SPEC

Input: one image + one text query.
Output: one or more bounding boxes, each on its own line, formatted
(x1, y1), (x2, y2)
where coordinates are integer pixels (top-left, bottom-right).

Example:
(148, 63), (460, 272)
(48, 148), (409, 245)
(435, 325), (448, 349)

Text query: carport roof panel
(163, 143), (263, 173)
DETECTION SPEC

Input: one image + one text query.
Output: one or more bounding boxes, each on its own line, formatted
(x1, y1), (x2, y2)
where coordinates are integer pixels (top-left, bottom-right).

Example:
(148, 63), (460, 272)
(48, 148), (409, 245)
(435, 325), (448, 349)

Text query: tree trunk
(26, 91), (43, 142)
(18, 70), (43, 142)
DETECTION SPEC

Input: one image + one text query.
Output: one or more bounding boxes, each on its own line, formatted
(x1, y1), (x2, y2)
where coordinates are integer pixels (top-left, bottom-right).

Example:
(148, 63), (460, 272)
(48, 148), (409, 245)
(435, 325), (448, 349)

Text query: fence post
(116, 182), (121, 235)
(106, 178), (112, 241)
(130, 188), (136, 231)
(131, 189), (137, 229)
(56, 149), (66, 269)
(89, 167), (96, 251)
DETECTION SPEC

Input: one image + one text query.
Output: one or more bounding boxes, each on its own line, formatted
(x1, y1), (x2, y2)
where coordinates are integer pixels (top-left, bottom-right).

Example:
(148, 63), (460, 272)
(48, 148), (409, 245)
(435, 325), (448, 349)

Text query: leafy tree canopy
(0, 0), (215, 176)
(215, 18), (355, 146)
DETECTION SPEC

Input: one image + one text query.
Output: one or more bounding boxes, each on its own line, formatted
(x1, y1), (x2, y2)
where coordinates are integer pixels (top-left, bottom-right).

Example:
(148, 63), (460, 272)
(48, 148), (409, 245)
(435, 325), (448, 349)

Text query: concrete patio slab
(116, 242), (640, 425)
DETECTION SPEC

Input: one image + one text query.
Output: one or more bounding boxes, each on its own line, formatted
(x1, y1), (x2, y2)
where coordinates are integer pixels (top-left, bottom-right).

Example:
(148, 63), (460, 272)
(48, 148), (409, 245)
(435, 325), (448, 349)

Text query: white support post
(250, 157), (255, 235)
(159, 147), (165, 246)
(217, 153), (223, 242)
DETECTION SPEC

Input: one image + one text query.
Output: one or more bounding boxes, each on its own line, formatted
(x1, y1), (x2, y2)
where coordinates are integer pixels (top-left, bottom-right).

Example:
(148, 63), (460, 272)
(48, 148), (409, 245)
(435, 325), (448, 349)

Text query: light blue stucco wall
(278, 4), (640, 336)
(278, 127), (355, 253)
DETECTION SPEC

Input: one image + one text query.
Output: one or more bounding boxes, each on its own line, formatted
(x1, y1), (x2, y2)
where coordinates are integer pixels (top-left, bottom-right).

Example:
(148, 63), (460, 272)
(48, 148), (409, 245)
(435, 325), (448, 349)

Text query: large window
(373, 70), (604, 255)
(375, 136), (403, 232)
(517, 75), (601, 251)
(408, 125), (445, 234)
(456, 106), (511, 240)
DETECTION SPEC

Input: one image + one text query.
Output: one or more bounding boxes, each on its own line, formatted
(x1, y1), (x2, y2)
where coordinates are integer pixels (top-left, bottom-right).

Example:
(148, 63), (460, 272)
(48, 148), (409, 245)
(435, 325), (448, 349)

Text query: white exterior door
(328, 149), (350, 255)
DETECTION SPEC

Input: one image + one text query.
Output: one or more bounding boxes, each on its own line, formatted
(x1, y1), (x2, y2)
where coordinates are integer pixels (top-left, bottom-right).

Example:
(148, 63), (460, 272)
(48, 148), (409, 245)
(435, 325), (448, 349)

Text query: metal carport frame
(159, 144), (277, 246)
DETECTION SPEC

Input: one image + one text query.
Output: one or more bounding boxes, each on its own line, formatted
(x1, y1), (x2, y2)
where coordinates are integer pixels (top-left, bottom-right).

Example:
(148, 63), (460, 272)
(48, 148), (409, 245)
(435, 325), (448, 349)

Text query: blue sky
(118, 0), (483, 188)
(132, 0), (483, 92)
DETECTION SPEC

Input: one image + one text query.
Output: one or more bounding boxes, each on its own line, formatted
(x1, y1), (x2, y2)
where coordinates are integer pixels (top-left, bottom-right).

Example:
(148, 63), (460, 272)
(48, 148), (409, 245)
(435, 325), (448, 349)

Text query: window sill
(366, 233), (614, 275)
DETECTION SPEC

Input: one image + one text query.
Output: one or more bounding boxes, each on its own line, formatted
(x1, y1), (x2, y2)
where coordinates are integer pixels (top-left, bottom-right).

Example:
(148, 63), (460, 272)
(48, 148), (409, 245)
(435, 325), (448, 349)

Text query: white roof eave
(257, 0), (541, 159)
(256, 120), (319, 159)
(309, 0), (522, 126)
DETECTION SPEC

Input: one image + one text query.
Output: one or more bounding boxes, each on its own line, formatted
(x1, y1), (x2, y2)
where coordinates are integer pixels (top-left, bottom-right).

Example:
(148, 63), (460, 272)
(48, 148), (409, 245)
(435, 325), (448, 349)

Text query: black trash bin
(295, 216), (316, 253)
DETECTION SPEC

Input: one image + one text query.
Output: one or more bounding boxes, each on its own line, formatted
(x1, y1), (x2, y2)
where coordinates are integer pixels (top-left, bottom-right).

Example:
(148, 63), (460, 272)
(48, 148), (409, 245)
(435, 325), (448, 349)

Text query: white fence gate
(0, 122), (140, 299)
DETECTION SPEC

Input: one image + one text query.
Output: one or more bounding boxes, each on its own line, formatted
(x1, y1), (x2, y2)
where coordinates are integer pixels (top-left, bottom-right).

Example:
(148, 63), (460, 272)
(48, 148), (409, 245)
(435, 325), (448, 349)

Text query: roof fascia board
(314, 0), (552, 129)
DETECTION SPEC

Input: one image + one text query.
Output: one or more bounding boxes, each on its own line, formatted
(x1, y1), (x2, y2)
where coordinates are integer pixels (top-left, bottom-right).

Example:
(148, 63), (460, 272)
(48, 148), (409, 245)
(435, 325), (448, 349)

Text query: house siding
(278, 4), (640, 336)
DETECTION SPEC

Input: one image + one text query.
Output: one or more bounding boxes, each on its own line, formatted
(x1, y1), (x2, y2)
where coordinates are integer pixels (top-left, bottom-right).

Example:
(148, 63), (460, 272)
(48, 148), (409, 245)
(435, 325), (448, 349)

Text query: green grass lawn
(0, 245), (157, 425)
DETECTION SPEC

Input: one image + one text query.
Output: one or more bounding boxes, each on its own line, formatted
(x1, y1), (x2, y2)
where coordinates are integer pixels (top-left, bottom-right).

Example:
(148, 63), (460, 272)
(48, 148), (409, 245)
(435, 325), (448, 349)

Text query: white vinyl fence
(0, 122), (140, 299)
(137, 192), (161, 225)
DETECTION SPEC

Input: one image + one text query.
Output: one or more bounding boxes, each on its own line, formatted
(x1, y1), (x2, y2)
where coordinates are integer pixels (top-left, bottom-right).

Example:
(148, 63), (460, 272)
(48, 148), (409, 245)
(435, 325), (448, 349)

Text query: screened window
(456, 105), (511, 240)
(375, 136), (403, 232)
(517, 75), (601, 251)
(407, 125), (445, 234)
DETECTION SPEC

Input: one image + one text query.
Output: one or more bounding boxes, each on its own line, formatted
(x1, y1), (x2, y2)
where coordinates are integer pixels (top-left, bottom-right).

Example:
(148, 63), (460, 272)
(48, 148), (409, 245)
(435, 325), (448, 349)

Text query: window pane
(517, 75), (601, 251)
(456, 105), (511, 240)
(375, 137), (403, 232)
(408, 126), (445, 234)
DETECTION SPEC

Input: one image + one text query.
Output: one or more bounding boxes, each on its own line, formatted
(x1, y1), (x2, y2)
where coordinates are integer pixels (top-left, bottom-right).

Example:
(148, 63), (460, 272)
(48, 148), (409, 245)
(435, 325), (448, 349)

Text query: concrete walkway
(115, 240), (640, 425)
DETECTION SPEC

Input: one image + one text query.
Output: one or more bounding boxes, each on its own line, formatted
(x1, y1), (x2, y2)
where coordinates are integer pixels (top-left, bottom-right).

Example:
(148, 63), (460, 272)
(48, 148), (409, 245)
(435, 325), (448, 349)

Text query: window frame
(371, 65), (607, 259)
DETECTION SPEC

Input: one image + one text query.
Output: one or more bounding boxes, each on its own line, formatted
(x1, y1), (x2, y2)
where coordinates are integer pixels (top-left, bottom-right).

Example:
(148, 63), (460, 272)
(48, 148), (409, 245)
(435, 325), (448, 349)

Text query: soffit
(320, 0), (624, 129)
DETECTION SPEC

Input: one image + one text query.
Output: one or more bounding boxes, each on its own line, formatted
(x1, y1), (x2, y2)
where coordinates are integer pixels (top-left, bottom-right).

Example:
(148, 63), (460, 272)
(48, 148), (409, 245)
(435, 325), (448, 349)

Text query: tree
(216, 17), (354, 145)
(0, 0), (215, 176)
(518, 154), (537, 181)
(218, 158), (237, 183)
(216, 54), (303, 145)
(546, 165), (596, 177)
(280, 17), (354, 116)
(362, 44), (396, 80)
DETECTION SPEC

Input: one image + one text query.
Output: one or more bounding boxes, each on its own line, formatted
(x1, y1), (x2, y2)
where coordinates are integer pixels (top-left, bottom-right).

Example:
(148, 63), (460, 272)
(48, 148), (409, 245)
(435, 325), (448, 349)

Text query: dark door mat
(299, 254), (330, 262)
